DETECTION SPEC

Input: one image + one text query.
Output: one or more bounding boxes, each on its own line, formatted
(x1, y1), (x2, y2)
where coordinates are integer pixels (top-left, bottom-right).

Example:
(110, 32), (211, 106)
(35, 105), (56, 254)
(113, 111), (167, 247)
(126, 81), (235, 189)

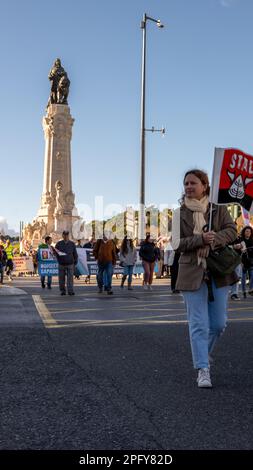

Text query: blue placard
(38, 261), (59, 276)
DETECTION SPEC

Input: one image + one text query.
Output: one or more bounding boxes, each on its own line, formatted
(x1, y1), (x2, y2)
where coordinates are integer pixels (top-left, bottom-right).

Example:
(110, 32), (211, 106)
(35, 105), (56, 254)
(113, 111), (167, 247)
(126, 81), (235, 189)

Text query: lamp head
(157, 20), (164, 28)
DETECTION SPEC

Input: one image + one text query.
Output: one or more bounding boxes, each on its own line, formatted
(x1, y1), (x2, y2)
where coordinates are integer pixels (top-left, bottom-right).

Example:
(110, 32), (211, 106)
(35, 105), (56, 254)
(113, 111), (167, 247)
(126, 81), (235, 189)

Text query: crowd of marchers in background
(0, 231), (177, 294)
(29, 232), (178, 296)
(1, 226), (253, 299)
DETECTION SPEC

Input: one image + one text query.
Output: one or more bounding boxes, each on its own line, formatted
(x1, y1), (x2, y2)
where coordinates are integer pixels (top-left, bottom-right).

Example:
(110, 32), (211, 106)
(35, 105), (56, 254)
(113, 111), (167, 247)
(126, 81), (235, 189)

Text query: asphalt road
(0, 276), (252, 450)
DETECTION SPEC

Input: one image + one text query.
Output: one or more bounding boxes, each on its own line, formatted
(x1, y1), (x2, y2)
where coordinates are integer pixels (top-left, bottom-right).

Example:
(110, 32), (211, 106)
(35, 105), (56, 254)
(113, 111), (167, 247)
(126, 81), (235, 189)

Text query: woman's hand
(234, 243), (242, 250)
(202, 231), (216, 245)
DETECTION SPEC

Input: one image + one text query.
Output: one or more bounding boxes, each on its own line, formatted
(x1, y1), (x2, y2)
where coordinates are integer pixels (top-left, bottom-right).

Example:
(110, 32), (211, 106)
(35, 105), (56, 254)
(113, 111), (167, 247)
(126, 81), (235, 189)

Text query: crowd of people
(0, 230), (181, 293)
(1, 168), (253, 390)
(1, 221), (253, 302)
(51, 232), (170, 296)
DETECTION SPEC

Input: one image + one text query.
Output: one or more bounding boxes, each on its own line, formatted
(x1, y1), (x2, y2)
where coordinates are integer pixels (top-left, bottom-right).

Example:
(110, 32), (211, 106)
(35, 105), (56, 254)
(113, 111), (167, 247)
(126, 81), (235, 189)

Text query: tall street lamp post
(139, 13), (164, 240)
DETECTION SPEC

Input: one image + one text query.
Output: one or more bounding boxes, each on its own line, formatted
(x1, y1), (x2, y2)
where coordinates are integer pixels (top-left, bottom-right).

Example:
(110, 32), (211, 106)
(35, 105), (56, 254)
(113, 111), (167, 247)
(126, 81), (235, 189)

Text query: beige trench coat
(172, 203), (238, 291)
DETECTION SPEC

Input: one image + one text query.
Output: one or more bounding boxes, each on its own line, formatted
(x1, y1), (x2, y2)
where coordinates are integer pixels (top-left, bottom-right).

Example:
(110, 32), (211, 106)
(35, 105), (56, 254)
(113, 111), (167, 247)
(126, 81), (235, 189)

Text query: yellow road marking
(116, 306), (185, 311)
(51, 312), (186, 322)
(229, 318), (253, 322)
(32, 293), (253, 331)
(114, 301), (184, 308)
(45, 319), (189, 329)
(48, 316), (253, 330)
(32, 295), (57, 327)
(228, 306), (253, 311)
(49, 307), (185, 315)
(50, 308), (103, 314)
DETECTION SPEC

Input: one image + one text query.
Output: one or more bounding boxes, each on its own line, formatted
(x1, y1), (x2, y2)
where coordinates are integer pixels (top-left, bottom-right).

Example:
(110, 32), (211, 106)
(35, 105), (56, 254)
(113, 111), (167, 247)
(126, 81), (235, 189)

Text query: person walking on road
(74, 239), (83, 279)
(55, 231), (78, 296)
(83, 238), (95, 284)
(0, 243), (7, 284)
(156, 237), (165, 279)
(170, 251), (180, 294)
(38, 236), (53, 289)
(172, 169), (237, 388)
(239, 226), (253, 298)
(139, 234), (160, 290)
(4, 239), (14, 281)
(119, 236), (137, 290)
(230, 233), (242, 300)
(93, 235), (116, 295)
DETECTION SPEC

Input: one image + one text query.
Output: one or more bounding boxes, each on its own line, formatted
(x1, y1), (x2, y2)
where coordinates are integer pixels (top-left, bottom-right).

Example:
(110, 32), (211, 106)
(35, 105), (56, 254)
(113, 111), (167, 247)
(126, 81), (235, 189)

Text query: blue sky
(1, 0), (253, 231)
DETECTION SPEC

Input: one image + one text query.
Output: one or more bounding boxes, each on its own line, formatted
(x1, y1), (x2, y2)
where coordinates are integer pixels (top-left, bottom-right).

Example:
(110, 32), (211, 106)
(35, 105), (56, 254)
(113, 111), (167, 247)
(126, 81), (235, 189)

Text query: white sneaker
(148, 285), (153, 290)
(197, 368), (212, 388)
(143, 284), (148, 290)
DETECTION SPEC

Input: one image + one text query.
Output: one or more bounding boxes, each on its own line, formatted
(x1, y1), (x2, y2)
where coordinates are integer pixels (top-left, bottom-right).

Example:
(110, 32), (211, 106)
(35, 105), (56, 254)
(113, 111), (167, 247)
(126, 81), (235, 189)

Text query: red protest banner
(210, 148), (253, 211)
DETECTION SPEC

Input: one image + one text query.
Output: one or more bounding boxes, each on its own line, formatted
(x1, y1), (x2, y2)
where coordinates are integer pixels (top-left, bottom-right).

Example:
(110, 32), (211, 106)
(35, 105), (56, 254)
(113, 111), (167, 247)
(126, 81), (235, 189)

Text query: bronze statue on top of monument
(47, 58), (70, 107)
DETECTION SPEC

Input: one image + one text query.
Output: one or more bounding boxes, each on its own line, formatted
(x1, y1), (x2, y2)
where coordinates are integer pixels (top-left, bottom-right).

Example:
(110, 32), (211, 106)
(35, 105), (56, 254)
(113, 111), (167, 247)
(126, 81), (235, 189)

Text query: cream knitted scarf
(184, 195), (209, 268)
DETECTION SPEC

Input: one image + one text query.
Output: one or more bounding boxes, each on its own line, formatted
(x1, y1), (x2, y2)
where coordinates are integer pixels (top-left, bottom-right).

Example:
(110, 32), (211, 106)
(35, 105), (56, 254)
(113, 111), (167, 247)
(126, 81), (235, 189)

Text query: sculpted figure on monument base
(55, 180), (64, 214)
(42, 191), (53, 207)
(23, 223), (33, 241)
(38, 220), (47, 239)
(23, 220), (47, 243)
(64, 191), (75, 212)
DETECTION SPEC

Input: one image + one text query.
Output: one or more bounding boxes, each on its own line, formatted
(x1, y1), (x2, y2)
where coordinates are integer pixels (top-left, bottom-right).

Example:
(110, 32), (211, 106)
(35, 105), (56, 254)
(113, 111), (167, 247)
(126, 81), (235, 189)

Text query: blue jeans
(183, 281), (229, 369)
(97, 262), (113, 290)
(6, 259), (13, 276)
(40, 275), (52, 287)
(0, 263), (4, 283)
(123, 265), (134, 284)
(230, 264), (242, 296)
(241, 266), (253, 293)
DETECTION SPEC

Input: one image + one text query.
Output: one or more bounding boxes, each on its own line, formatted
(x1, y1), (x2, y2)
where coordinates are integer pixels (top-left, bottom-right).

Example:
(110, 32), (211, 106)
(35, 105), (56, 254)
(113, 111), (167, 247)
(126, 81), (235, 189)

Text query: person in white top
(120, 237), (137, 290)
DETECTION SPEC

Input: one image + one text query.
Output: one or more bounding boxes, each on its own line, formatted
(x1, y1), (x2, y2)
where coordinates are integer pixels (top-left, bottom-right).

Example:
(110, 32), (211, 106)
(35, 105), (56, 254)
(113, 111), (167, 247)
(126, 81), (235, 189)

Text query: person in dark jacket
(0, 244), (7, 284)
(83, 239), (94, 249)
(139, 234), (160, 290)
(238, 226), (253, 297)
(55, 231), (78, 295)
(230, 233), (242, 300)
(170, 251), (180, 293)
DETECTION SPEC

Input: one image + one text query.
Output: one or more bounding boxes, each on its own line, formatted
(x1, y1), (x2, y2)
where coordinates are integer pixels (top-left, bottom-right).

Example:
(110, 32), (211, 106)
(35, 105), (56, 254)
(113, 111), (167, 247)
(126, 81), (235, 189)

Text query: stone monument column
(35, 59), (79, 241)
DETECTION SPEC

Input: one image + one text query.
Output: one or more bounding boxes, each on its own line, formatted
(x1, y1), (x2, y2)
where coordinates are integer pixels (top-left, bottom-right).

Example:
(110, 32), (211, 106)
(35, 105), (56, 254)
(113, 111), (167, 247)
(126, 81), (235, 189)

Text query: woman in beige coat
(172, 169), (237, 388)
